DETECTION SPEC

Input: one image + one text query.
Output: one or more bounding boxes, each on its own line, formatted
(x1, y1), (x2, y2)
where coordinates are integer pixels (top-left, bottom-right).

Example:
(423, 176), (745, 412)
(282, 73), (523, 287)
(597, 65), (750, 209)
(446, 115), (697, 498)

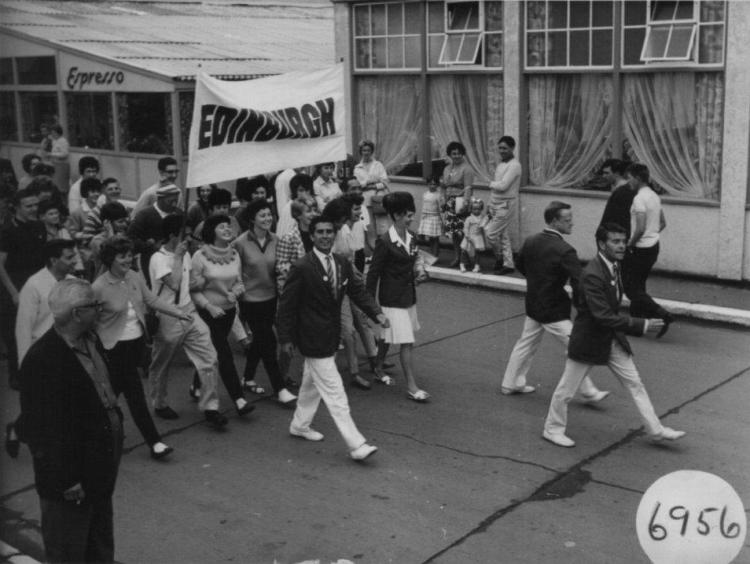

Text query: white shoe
(581, 390), (610, 404)
(350, 443), (378, 461)
(289, 427), (324, 441)
(277, 388), (297, 405)
(472, 264), (481, 273)
(650, 427), (686, 442)
(459, 264), (467, 273)
(500, 385), (536, 396)
(542, 430), (576, 448)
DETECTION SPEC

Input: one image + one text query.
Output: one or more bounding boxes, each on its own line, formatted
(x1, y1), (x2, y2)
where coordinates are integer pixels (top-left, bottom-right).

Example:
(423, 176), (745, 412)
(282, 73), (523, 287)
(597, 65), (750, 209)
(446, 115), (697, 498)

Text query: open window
(438, 1), (483, 65)
(640, 1), (697, 62)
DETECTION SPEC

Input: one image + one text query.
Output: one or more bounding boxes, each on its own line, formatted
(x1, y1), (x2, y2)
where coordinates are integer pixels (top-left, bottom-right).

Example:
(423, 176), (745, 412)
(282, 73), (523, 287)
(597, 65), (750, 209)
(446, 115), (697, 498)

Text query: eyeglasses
(75, 301), (104, 312)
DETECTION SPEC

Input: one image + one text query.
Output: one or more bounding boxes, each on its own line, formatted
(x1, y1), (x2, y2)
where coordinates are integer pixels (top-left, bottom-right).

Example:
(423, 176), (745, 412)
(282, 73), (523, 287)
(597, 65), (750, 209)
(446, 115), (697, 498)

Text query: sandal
(373, 372), (395, 386)
(407, 390), (430, 402)
(243, 380), (266, 395)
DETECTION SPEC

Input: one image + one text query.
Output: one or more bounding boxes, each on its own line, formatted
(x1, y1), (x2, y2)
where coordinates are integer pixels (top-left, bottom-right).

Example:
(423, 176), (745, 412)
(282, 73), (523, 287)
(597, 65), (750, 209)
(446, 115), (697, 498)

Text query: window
(622, 0), (725, 66)
(525, 0), (614, 68)
(179, 91), (195, 155)
(66, 93), (114, 150)
(19, 92), (58, 142)
(16, 56), (57, 85)
(428, 1), (503, 69)
(0, 93), (18, 141)
(353, 2), (421, 70)
(0, 58), (13, 85)
(117, 93), (173, 155)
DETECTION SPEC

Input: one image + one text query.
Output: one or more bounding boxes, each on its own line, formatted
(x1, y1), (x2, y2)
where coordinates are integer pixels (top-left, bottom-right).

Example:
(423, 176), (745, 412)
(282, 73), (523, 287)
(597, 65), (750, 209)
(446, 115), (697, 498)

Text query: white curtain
(356, 76), (423, 175)
(429, 75), (504, 183)
(527, 74), (613, 188)
(623, 73), (722, 200)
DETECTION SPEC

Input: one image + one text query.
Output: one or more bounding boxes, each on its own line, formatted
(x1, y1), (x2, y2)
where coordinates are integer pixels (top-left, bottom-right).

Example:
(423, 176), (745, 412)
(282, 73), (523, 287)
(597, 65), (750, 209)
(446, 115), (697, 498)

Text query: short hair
(382, 191), (415, 219)
(21, 153), (39, 174)
(626, 162), (650, 184)
(101, 177), (119, 188)
(358, 139), (375, 154)
(290, 200), (309, 220)
(498, 135), (516, 149)
(470, 197), (485, 211)
(31, 162), (55, 177)
(80, 177), (102, 198)
(207, 187), (232, 209)
(201, 214), (231, 244)
(51, 124), (63, 135)
(341, 191), (364, 207)
(162, 214), (185, 240)
(544, 200), (571, 224)
(27, 176), (57, 195)
(446, 141), (466, 156)
(44, 238), (76, 263)
(244, 198), (272, 225)
(13, 186), (39, 205)
(49, 278), (93, 319)
(100, 202), (129, 222)
(309, 214), (338, 234)
(600, 158), (627, 176)
(290, 174), (313, 199)
(236, 175), (270, 202)
(595, 222), (627, 245)
(322, 197), (352, 222)
(78, 156), (100, 175)
(100, 235), (134, 268)
(157, 157), (177, 172)
(38, 199), (63, 217)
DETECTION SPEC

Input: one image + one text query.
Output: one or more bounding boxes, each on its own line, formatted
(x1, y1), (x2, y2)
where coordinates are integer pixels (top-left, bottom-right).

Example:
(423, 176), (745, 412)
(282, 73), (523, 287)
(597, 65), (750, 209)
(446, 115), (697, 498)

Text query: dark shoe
(236, 401), (256, 416)
(496, 267), (515, 276)
(204, 410), (228, 429)
(382, 361), (395, 370)
(285, 378), (300, 390)
(154, 406), (179, 420)
(188, 384), (201, 402)
(150, 442), (173, 460)
(351, 374), (372, 390)
(656, 313), (673, 339)
(5, 423), (19, 459)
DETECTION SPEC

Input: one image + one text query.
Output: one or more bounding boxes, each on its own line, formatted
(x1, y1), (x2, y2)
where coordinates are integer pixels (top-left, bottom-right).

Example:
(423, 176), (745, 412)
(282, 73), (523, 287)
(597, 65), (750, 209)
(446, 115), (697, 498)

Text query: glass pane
(548, 1), (568, 28)
(623, 27), (646, 64)
(66, 93), (114, 149)
(428, 2), (444, 33)
(428, 34), (443, 67)
(485, 32), (503, 67)
(387, 3), (403, 35)
(624, 0), (647, 25)
(644, 26), (670, 58)
(448, 2), (479, 31)
(570, 30), (590, 65)
(355, 38), (371, 69)
(404, 2), (421, 34)
(592, 1), (613, 27)
(527, 32), (546, 66)
(118, 93), (172, 155)
(371, 4), (386, 35)
(354, 5), (370, 36)
(0, 92), (18, 141)
(700, 0), (725, 22)
(440, 34), (463, 63)
(666, 24), (695, 58)
(16, 56), (56, 85)
(592, 29), (613, 65)
(570, 1), (590, 28)
(388, 37), (404, 67)
(485, 1), (503, 31)
(458, 33), (481, 63)
(651, 1), (678, 21)
(405, 36), (420, 68)
(548, 31), (567, 65)
(675, 0), (694, 19)
(372, 37), (387, 68)
(179, 91), (194, 155)
(527, 1), (546, 30)
(699, 24), (724, 63)
(20, 92), (58, 142)
(0, 58), (13, 85)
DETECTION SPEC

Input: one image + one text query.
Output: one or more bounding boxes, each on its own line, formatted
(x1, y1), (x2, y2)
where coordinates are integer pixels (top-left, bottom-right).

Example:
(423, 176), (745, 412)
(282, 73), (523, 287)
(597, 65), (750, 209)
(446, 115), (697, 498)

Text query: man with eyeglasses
(132, 156), (184, 217)
(18, 278), (123, 563)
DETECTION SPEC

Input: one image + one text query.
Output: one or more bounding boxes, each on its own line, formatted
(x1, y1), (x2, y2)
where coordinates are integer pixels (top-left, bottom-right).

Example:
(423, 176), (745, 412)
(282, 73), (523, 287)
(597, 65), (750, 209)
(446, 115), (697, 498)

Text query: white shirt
(313, 176), (342, 211)
(275, 201), (296, 239)
(631, 186), (661, 248)
(274, 169), (295, 216)
(333, 224), (355, 260)
(489, 158), (522, 206)
(149, 247), (192, 308)
(388, 224), (412, 251)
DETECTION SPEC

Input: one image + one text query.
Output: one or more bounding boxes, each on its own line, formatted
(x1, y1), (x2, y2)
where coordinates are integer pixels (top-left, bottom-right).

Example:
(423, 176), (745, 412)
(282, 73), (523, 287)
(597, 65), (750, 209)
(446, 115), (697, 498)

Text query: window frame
(353, 2), (423, 72)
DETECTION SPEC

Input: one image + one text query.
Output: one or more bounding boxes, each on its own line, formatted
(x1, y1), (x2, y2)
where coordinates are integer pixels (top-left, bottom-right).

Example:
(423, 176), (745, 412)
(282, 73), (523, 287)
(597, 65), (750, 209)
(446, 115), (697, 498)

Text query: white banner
(186, 64), (347, 187)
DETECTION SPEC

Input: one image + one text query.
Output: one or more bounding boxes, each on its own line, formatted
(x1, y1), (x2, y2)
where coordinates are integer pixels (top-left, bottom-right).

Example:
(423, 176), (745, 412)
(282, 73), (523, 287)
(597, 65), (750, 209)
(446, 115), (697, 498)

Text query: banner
(186, 64), (347, 187)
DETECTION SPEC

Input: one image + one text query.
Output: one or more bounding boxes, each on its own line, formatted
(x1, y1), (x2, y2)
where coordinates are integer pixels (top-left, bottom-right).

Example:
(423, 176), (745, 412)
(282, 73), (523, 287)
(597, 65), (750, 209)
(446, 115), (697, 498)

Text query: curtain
(527, 74), (613, 188)
(429, 75), (503, 183)
(623, 73), (722, 200)
(356, 75), (423, 175)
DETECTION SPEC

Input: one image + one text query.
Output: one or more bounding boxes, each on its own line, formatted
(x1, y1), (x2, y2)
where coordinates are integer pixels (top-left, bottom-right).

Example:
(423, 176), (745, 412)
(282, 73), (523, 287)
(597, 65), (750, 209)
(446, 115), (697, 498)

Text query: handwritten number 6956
(648, 503), (741, 540)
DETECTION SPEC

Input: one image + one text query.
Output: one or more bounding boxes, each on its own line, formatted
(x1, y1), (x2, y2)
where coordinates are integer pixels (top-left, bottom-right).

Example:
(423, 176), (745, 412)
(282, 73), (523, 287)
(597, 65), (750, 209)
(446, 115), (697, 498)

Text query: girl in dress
(366, 191), (430, 403)
(460, 198), (488, 273)
(440, 141), (474, 267)
(417, 176), (444, 259)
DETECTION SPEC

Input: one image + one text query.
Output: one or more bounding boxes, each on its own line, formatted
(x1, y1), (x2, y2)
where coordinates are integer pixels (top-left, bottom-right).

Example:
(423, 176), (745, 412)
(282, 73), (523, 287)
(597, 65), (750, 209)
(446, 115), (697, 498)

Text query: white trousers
(501, 317), (600, 396)
(544, 341), (664, 437)
(291, 356), (366, 451)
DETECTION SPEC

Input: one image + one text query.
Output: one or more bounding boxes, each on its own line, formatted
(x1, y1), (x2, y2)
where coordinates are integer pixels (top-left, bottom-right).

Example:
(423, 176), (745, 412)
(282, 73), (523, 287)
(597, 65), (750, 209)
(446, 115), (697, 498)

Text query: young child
(460, 198), (488, 273)
(417, 175), (444, 259)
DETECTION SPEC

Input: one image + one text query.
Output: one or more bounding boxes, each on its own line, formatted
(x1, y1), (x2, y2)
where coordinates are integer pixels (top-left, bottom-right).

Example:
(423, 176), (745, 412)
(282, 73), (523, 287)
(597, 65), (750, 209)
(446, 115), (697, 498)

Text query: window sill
(519, 185), (720, 207)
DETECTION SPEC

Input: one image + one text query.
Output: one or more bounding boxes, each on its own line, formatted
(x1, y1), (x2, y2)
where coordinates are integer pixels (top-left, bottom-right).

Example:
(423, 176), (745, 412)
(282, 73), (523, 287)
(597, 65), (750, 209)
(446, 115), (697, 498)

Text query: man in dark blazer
(18, 278), (123, 563)
(542, 223), (685, 447)
(277, 215), (389, 461)
(501, 201), (608, 403)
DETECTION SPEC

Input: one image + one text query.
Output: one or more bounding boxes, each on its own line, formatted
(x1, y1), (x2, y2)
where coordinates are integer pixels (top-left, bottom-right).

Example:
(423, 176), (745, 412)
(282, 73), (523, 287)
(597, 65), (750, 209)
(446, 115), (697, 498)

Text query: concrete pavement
(2, 281), (749, 563)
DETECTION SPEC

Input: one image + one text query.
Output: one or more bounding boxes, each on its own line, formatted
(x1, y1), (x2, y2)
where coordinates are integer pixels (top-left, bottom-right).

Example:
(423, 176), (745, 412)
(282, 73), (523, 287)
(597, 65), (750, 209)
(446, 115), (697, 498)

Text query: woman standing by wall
(440, 142), (474, 268)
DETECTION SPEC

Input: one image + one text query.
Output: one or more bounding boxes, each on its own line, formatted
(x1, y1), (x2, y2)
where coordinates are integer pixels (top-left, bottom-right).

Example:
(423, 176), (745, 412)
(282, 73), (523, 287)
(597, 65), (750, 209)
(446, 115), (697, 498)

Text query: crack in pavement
(421, 363), (750, 563)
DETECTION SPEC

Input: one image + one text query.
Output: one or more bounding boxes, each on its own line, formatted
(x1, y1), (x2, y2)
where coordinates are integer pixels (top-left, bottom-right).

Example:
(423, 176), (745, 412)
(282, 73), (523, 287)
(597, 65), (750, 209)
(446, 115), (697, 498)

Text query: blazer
(18, 328), (123, 502)
(517, 229), (580, 323)
(568, 255), (646, 365)
(366, 229), (421, 308)
(277, 251), (381, 358)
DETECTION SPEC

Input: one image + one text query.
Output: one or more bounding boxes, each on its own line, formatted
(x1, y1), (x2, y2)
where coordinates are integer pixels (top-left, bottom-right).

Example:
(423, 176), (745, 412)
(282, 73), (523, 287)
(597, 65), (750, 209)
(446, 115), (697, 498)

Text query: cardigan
(233, 230), (278, 303)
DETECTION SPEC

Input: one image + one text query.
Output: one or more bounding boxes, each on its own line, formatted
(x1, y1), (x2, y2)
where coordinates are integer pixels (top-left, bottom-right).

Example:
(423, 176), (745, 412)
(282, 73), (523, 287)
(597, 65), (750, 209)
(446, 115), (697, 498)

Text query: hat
(156, 184), (180, 198)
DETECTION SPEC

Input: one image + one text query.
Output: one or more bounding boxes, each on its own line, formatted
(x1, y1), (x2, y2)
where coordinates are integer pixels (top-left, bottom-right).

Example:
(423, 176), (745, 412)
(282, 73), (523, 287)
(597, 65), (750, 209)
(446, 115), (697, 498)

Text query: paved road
(2, 282), (749, 563)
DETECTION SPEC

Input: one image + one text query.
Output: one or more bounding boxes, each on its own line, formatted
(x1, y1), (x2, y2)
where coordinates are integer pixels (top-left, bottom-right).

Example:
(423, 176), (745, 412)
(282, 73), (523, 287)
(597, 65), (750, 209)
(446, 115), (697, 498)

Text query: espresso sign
(59, 53), (172, 92)
(67, 67), (125, 90)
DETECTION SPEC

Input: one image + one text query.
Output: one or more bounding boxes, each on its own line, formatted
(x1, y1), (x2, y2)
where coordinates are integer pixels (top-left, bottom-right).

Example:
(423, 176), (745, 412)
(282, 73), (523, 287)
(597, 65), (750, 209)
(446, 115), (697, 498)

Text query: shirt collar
(388, 225), (411, 250)
(152, 202), (169, 218)
(312, 246), (332, 264)
(598, 252), (617, 276)
(543, 227), (563, 238)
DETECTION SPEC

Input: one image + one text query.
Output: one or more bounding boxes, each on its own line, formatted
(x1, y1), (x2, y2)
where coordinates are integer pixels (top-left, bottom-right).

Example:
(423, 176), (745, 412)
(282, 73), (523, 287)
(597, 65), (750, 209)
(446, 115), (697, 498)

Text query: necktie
(325, 255), (336, 299)
(613, 263), (622, 302)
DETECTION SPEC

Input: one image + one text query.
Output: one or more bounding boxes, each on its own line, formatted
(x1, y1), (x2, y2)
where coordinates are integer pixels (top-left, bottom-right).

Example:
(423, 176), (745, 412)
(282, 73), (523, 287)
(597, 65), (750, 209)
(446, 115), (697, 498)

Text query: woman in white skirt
(366, 191), (430, 402)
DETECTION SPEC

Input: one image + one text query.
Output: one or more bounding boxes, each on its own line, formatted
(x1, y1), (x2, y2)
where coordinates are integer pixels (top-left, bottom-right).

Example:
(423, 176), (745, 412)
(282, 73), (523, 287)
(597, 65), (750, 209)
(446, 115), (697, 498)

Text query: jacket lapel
(308, 252), (337, 301)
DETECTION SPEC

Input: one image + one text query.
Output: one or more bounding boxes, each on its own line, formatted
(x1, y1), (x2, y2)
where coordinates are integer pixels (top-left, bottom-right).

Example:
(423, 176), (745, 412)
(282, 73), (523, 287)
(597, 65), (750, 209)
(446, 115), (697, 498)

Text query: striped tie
(613, 263), (622, 302)
(325, 255), (335, 298)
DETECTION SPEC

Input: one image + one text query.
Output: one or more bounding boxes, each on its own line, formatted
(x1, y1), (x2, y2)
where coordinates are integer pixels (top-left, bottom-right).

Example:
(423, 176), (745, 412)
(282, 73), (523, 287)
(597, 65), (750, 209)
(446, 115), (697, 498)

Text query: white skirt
(380, 305), (420, 344)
